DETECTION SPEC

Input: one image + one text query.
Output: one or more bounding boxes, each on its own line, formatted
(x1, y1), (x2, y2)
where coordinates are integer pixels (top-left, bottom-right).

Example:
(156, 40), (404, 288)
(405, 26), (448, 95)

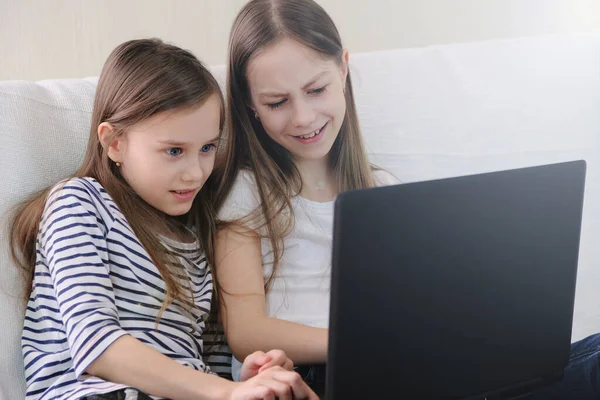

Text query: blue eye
(167, 148), (182, 157)
(201, 144), (216, 153)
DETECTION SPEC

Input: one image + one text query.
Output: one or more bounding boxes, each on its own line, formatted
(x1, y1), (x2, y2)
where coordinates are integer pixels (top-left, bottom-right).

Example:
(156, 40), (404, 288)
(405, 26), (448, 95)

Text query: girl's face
(247, 38), (348, 163)
(102, 95), (221, 216)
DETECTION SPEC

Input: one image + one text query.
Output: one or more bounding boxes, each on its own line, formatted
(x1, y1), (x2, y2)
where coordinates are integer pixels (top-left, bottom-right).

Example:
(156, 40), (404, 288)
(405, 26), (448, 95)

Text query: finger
(259, 353), (287, 372)
(264, 392), (276, 400)
(249, 385), (274, 400)
(246, 350), (270, 368)
(259, 350), (288, 372)
(309, 390), (321, 400)
(255, 374), (293, 400)
(283, 357), (294, 371)
(269, 370), (315, 400)
(240, 353), (267, 382)
(259, 384), (292, 400)
(265, 349), (287, 364)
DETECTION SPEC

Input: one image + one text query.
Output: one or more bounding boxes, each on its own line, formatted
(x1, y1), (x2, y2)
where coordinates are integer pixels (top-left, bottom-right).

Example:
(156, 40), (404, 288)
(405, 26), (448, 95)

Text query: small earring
(253, 110), (260, 120)
(115, 162), (121, 167)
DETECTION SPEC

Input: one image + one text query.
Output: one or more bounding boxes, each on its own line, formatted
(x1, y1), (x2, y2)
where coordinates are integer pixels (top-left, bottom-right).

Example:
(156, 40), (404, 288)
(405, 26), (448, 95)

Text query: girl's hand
(240, 350), (294, 381)
(229, 366), (318, 400)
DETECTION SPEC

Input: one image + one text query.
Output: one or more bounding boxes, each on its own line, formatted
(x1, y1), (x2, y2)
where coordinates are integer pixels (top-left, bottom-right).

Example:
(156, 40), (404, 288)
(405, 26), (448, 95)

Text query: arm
(215, 224), (328, 364)
(42, 183), (313, 400)
(87, 335), (232, 400)
(88, 336), (317, 400)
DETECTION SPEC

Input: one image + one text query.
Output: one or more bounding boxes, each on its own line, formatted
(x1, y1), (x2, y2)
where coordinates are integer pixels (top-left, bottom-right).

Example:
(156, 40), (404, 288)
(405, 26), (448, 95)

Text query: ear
(248, 103), (260, 121)
(247, 98), (257, 113)
(341, 49), (350, 82)
(97, 122), (126, 163)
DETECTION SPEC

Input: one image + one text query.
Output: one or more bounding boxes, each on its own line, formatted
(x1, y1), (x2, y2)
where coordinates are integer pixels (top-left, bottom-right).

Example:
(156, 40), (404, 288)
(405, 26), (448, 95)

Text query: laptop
(326, 160), (586, 399)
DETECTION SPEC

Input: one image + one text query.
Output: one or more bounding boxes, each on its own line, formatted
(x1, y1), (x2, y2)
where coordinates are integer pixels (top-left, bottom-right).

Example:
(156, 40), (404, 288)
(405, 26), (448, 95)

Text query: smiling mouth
(294, 121), (328, 140)
(169, 189), (198, 201)
(172, 189), (195, 194)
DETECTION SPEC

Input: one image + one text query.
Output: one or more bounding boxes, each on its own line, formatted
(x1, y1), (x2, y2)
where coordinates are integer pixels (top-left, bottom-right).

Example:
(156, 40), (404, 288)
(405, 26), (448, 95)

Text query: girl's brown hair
(10, 38), (225, 317)
(214, 0), (376, 290)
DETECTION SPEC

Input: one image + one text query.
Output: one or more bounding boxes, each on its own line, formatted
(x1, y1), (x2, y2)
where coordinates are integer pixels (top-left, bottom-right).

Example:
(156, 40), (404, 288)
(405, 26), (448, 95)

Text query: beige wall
(1, 0), (599, 81)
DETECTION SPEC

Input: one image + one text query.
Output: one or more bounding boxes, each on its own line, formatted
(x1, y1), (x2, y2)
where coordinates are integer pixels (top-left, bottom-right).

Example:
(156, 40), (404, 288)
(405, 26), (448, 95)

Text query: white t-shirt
(218, 169), (399, 329)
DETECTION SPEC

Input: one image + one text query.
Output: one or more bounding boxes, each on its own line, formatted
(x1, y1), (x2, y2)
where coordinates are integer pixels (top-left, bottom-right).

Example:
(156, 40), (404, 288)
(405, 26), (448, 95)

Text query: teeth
(299, 128), (321, 139)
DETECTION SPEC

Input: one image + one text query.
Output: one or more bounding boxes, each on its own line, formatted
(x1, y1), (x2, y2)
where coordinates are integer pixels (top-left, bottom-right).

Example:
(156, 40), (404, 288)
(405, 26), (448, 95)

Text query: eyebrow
(258, 71), (329, 98)
(158, 135), (220, 146)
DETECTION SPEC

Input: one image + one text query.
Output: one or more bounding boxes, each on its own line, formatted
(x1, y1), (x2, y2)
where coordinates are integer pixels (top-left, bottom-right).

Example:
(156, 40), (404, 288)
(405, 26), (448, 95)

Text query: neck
(158, 214), (194, 243)
(294, 156), (337, 202)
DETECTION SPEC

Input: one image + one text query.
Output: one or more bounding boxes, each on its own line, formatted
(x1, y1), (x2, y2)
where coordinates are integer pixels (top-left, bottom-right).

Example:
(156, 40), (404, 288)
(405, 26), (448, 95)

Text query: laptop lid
(326, 160), (586, 399)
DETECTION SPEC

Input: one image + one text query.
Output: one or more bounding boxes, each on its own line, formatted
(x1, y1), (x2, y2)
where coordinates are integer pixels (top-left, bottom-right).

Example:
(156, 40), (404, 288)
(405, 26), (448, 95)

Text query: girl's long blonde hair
(214, 0), (376, 290)
(10, 39), (225, 316)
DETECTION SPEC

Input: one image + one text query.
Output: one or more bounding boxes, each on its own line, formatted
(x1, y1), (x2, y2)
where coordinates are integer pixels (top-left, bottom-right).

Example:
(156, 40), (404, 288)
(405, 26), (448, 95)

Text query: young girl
(10, 38), (316, 400)
(212, 0), (397, 391)
(213, 0), (600, 398)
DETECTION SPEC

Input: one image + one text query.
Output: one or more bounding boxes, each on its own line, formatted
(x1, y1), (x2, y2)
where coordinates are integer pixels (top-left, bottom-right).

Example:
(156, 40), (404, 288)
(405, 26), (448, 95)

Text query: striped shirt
(22, 177), (230, 400)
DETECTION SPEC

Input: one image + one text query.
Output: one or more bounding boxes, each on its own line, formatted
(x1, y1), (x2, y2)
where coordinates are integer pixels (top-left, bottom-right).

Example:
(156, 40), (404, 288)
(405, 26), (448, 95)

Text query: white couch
(1, 33), (599, 399)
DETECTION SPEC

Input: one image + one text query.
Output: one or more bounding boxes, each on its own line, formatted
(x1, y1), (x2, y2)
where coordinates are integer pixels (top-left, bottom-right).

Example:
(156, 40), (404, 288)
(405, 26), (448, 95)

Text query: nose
(291, 98), (316, 128)
(181, 155), (207, 184)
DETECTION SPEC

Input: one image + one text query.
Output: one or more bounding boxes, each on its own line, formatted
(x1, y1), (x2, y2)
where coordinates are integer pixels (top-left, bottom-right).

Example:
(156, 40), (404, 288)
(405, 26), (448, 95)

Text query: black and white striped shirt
(22, 177), (230, 400)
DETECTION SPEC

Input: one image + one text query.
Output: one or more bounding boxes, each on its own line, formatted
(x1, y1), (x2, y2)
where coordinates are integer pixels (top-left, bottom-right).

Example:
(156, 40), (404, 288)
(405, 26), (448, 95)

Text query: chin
(163, 206), (193, 217)
(298, 146), (334, 161)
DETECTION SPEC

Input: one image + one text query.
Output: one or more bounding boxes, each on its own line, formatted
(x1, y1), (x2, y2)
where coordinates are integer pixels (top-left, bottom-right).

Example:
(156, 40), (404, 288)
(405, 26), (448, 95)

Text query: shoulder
(218, 169), (262, 221)
(43, 177), (117, 229)
(231, 169), (259, 193)
(47, 177), (107, 203)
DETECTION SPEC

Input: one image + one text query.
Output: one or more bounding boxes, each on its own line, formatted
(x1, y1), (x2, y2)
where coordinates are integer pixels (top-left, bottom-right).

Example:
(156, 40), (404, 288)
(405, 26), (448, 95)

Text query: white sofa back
(1, 33), (599, 399)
